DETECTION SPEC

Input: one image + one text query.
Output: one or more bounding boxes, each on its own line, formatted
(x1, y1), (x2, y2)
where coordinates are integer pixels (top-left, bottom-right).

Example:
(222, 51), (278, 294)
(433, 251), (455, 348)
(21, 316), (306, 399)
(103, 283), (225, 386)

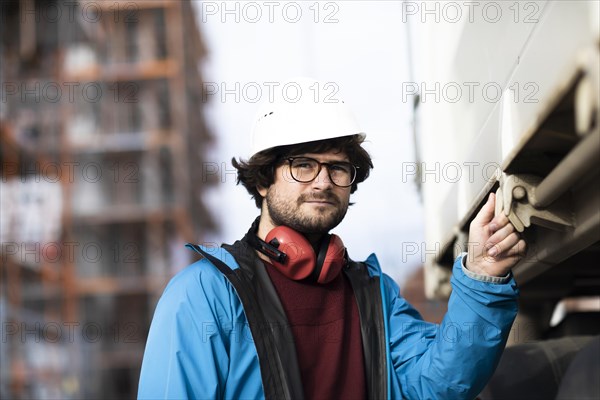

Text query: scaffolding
(1, 1), (215, 398)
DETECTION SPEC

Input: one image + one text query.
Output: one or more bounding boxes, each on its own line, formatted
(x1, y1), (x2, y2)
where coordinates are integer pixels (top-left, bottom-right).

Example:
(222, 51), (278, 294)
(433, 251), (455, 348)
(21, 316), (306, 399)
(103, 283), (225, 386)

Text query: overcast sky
(194, 1), (424, 284)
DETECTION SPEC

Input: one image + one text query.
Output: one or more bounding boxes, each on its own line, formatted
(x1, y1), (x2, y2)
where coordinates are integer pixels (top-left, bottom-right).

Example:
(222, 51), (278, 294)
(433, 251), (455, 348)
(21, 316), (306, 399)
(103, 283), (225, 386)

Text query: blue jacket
(138, 239), (519, 400)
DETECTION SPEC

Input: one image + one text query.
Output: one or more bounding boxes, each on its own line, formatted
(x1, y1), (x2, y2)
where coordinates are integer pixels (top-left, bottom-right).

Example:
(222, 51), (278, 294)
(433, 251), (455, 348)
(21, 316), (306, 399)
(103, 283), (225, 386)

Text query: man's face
(258, 150), (352, 234)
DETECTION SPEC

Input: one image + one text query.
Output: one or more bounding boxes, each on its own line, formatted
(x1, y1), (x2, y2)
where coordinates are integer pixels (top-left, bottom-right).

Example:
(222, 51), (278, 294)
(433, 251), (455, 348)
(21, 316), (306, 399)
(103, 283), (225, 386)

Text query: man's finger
(487, 222), (515, 246)
(489, 213), (510, 232)
(504, 239), (527, 257)
(473, 193), (496, 226)
(487, 232), (520, 257)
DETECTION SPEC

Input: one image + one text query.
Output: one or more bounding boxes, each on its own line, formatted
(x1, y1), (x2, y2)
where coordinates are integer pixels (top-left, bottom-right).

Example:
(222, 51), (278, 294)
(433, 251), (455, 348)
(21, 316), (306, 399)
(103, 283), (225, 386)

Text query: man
(138, 78), (526, 399)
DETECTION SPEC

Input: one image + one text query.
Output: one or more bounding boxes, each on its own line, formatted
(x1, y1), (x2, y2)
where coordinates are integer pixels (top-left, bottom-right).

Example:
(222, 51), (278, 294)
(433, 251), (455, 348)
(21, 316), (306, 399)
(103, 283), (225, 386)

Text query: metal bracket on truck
(496, 173), (574, 233)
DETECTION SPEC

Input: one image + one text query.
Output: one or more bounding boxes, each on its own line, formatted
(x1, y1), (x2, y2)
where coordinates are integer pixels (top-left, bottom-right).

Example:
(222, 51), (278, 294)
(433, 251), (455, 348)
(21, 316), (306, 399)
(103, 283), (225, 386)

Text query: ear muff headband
(316, 234), (346, 283)
(311, 234), (332, 282)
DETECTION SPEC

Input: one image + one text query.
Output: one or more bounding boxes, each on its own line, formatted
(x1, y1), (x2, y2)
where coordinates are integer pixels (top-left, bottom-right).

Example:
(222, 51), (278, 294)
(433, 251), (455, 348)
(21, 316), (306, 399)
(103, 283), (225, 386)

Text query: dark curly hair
(232, 135), (373, 208)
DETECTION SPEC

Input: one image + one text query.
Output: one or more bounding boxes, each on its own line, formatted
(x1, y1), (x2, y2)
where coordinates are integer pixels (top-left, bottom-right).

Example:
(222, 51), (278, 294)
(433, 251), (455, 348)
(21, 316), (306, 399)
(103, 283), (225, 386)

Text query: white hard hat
(250, 77), (365, 157)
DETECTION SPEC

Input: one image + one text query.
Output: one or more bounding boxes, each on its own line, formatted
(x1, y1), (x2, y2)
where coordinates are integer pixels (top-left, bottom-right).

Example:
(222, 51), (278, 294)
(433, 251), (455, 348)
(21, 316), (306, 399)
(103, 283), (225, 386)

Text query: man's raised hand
(466, 192), (527, 277)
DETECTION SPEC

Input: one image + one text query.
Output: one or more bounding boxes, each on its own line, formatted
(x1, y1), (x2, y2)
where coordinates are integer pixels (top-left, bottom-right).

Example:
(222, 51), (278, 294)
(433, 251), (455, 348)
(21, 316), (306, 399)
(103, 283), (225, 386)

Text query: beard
(265, 187), (349, 234)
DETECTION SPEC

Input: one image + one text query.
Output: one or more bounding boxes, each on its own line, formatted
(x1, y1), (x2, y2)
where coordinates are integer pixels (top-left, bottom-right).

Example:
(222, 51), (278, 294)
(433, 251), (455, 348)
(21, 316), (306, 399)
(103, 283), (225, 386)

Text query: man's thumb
(473, 193), (495, 225)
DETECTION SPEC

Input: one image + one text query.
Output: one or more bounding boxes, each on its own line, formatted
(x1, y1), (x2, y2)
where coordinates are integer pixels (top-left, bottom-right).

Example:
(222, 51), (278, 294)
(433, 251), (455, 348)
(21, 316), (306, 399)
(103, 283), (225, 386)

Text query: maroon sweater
(264, 261), (367, 400)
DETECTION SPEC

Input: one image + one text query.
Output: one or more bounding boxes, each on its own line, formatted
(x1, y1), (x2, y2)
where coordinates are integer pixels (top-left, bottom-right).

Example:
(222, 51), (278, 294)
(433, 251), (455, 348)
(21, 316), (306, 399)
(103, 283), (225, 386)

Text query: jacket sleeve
(385, 255), (519, 400)
(137, 260), (235, 399)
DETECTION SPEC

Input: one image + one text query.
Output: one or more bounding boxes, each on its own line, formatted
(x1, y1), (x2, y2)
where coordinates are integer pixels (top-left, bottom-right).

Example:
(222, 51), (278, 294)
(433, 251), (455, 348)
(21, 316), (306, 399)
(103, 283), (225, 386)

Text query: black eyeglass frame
(285, 156), (359, 188)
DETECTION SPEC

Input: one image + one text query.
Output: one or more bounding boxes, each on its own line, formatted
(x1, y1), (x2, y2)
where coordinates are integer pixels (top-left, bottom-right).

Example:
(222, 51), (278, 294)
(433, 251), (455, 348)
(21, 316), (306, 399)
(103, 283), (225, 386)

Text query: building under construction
(1, 1), (215, 398)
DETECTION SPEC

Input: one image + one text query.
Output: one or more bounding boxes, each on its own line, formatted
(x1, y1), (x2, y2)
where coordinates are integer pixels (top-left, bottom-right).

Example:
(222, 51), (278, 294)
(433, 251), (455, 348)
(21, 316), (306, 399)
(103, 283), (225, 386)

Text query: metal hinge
(495, 173), (574, 232)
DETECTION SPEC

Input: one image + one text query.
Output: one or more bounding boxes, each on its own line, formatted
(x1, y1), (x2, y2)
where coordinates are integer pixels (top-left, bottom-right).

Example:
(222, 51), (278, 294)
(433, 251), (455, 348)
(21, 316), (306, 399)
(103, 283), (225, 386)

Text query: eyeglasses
(286, 157), (358, 187)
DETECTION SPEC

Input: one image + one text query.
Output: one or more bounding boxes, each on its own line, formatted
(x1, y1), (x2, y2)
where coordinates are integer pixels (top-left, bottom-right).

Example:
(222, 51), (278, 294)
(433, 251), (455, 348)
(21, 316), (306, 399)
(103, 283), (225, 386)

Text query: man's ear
(257, 185), (268, 197)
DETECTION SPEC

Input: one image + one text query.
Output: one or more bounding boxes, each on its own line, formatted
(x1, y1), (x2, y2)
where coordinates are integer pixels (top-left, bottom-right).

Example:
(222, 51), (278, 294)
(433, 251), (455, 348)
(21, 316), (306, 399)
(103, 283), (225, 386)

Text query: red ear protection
(264, 226), (346, 284)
